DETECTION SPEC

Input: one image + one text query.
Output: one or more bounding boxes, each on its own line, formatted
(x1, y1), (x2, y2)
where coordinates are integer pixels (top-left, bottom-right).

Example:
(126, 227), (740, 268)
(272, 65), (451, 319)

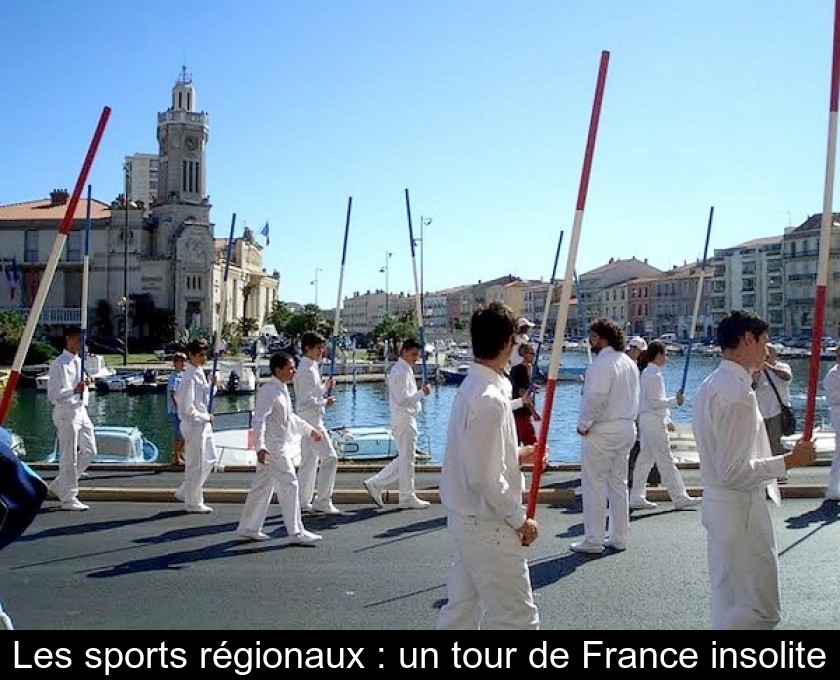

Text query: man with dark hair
(572, 317), (640, 555)
(174, 338), (217, 513)
(364, 338), (432, 509)
(294, 331), (340, 514)
(694, 309), (815, 629)
(47, 325), (97, 511)
(437, 302), (540, 630)
(236, 352), (323, 545)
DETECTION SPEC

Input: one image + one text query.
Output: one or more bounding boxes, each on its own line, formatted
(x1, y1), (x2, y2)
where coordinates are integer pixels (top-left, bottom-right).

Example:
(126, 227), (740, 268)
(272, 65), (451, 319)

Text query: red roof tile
(0, 196), (111, 222)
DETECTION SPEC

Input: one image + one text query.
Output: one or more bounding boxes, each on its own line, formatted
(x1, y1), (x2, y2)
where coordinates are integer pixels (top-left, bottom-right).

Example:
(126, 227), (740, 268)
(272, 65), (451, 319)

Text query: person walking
(629, 340), (700, 511)
(293, 331), (340, 515)
(753, 343), (793, 456)
(572, 318), (640, 555)
(363, 338), (432, 510)
(174, 338), (218, 514)
(167, 351), (187, 467)
(236, 352), (323, 545)
(436, 302), (540, 630)
(508, 343), (541, 446)
(822, 344), (840, 501)
(693, 309), (815, 629)
(46, 325), (97, 511)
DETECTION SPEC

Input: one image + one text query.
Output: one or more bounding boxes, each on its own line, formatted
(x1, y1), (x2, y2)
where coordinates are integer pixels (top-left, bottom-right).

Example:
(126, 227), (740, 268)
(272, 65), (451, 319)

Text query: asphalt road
(2, 493), (840, 630)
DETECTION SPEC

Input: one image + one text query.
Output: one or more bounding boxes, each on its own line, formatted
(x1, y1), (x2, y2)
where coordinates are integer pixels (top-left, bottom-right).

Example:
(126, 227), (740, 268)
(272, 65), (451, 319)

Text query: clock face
(185, 136), (197, 151)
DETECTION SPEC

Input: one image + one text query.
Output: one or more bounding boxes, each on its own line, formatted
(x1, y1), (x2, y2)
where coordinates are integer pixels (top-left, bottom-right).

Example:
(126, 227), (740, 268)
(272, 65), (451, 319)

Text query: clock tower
(150, 66), (214, 334)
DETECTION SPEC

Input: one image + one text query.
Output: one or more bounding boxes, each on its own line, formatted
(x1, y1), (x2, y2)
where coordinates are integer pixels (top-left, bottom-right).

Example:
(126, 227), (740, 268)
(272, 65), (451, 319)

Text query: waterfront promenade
(2, 462), (839, 630)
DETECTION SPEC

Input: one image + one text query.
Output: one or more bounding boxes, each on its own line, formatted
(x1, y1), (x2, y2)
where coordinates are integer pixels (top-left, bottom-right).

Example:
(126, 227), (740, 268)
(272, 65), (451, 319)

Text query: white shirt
(176, 364), (212, 426)
(439, 363), (527, 530)
(509, 333), (530, 368)
(577, 346), (640, 432)
(754, 360), (793, 419)
(692, 359), (787, 491)
(823, 364), (840, 413)
(293, 355), (328, 423)
(639, 363), (678, 419)
(47, 349), (86, 408)
(388, 357), (424, 422)
(252, 377), (314, 454)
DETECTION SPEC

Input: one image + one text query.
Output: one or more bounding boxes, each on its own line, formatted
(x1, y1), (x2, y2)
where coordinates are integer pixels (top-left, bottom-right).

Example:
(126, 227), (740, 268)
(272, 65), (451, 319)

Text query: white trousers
(579, 419), (636, 547)
(369, 417), (418, 503)
(51, 405), (97, 503)
(176, 421), (217, 508)
(237, 447), (303, 537)
(297, 416), (338, 507)
(436, 514), (539, 630)
(827, 412), (840, 499)
(630, 412), (690, 504)
(702, 486), (780, 630)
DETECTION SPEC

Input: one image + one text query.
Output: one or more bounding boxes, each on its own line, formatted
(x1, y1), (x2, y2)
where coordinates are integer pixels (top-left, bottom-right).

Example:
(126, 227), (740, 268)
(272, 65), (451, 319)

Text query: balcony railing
(2, 306), (81, 325)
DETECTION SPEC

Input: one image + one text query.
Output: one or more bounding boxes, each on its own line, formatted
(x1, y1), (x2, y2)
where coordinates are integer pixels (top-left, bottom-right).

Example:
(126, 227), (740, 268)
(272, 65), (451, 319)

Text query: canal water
(7, 354), (833, 465)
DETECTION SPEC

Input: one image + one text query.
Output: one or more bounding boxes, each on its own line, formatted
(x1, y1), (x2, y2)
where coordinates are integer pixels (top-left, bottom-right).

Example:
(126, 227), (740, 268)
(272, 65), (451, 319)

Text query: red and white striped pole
(804, 1), (840, 441)
(0, 106), (111, 425)
(526, 52), (610, 520)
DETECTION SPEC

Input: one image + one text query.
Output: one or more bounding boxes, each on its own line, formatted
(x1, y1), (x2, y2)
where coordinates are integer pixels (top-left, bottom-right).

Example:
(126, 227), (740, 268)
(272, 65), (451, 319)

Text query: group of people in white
(37, 303), (839, 630)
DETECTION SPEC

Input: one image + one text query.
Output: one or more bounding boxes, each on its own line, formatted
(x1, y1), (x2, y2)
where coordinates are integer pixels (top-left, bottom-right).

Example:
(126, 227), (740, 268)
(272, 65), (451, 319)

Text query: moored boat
(44, 426), (159, 464)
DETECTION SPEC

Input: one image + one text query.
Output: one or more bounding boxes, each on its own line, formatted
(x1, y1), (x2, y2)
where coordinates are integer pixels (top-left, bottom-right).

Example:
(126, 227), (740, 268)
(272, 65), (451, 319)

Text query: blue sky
(2, 1), (836, 307)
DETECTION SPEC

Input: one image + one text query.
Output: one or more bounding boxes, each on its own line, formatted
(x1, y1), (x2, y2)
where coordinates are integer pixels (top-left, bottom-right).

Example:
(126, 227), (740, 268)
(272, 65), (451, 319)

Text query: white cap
(516, 317), (535, 329)
(628, 336), (647, 351)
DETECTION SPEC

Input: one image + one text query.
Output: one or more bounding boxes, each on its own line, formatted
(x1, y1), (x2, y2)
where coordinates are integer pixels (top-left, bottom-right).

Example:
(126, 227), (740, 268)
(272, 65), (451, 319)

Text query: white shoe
(300, 503), (314, 513)
(311, 500), (341, 515)
(185, 503), (213, 514)
(236, 529), (271, 542)
(289, 529), (322, 546)
(603, 539), (627, 551)
(173, 489), (185, 503)
(629, 499), (657, 510)
(398, 495), (431, 510)
(570, 540), (605, 555)
(59, 498), (89, 511)
(363, 478), (384, 508)
(674, 496), (701, 510)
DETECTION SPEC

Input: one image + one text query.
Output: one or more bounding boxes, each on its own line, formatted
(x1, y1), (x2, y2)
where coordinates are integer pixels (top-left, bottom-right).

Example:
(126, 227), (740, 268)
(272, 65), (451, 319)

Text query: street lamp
(310, 268), (322, 307)
(122, 163), (130, 367)
(379, 251), (392, 316)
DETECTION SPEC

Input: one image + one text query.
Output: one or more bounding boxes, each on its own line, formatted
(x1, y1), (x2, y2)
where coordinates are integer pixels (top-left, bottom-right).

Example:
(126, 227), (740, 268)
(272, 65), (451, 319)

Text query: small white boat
(94, 372), (146, 393)
(35, 354), (117, 391)
(215, 360), (257, 395)
(45, 426), (159, 464)
(330, 426), (431, 462)
(0, 426), (27, 458)
(439, 364), (469, 384)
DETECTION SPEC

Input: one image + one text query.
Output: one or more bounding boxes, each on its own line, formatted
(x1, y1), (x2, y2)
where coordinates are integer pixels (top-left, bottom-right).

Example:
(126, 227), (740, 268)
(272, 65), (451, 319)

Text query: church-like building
(0, 69), (279, 346)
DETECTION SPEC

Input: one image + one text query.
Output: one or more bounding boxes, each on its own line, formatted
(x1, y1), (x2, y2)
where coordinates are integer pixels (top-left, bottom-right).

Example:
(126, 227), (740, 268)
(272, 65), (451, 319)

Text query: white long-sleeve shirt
(577, 346), (639, 432)
(439, 363), (527, 530)
(252, 377), (314, 454)
(823, 364), (840, 413)
(176, 364), (212, 426)
(693, 359), (787, 491)
(388, 357), (424, 422)
(639, 363), (678, 419)
(293, 355), (328, 423)
(47, 349), (86, 408)
(755, 360), (793, 419)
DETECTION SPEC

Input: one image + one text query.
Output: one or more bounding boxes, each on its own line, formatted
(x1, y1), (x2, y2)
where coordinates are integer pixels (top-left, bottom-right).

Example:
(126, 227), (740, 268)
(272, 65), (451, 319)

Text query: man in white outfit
(629, 339), (700, 511)
(437, 302), (540, 630)
(47, 326), (97, 511)
(694, 309), (815, 629)
(572, 317), (640, 555)
(236, 352), (323, 545)
(822, 344), (840, 500)
(364, 338), (432, 509)
(294, 331), (340, 515)
(174, 338), (218, 514)
(754, 344), (793, 456)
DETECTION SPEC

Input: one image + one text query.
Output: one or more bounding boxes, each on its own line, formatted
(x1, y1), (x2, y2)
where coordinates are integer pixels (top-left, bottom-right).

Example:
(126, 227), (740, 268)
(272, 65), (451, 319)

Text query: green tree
(236, 316), (259, 337)
(284, 304), (330, 342)
(268, 301), (294, 335)
(372, 310), (417, 359)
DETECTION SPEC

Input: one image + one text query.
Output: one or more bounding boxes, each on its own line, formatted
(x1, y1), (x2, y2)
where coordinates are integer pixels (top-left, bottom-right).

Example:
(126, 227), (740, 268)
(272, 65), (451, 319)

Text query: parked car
(154, 342), (184, 360)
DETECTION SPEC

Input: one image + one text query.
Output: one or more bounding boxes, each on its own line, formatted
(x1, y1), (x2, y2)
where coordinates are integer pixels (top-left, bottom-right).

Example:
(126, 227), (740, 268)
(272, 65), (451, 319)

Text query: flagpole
(679, 206), (714, 394)
(0, 106), (111, 425)
(208, 213), (236, 413)
(80, 185), (92, 384)
(327, 196), (353, 396)
(804, 0), (840, 440)
(526, 51), (610, 522)
(405, 189), (428, 384)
